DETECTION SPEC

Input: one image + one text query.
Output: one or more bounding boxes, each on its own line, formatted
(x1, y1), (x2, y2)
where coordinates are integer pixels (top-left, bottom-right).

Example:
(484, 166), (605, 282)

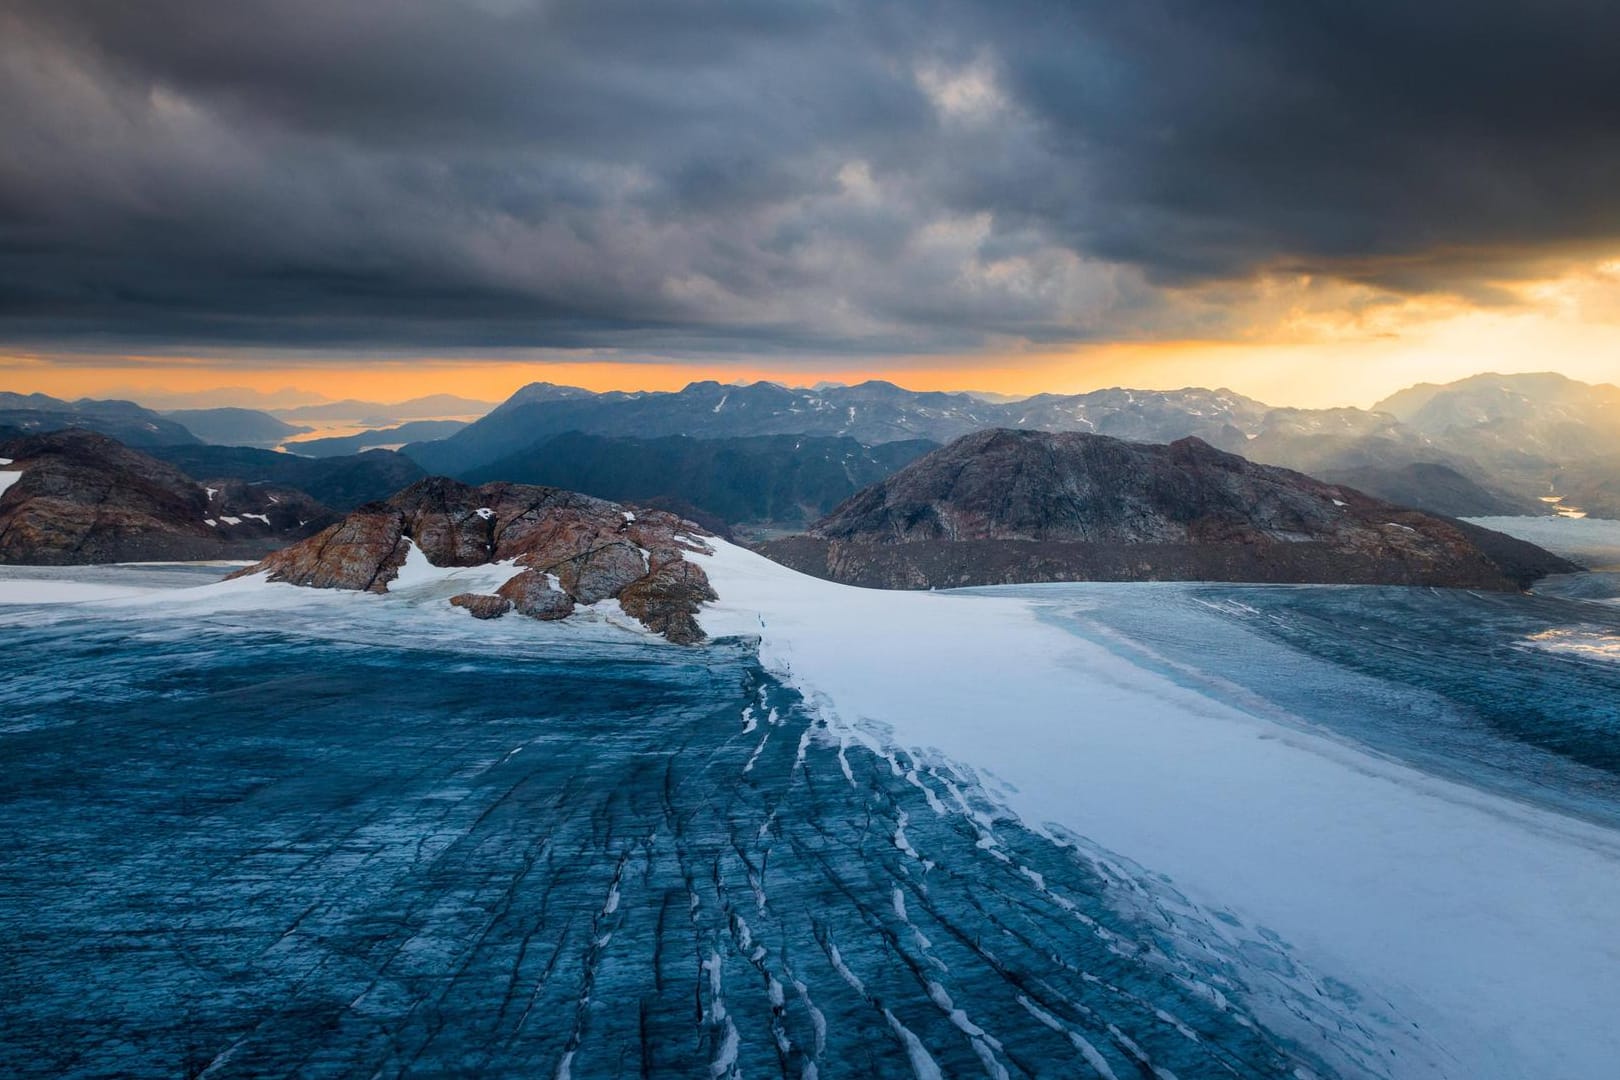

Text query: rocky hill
(760, 429), (1576, 590)
(237, 477), (718, 643)
(0, 392), (201, 447)
(0, 430), (334, 564)
(405, 379), (1004, 475)
(144, 444), (426, 511)
(160, 407), (310, 448)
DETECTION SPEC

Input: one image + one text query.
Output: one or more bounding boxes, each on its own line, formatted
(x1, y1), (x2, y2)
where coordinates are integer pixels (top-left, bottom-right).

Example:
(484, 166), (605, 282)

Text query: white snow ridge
(693, 538), (1620, 1080)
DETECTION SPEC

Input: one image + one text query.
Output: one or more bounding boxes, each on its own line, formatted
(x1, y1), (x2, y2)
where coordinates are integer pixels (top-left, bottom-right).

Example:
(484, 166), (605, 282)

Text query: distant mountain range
(268, 394), (496, 424)
(0, 391), (490, 454)
(2, 371), (1614, 529)
(461, 432), (935, 533)
(0, 392), (201, 447)
(401, 372), (1616, 524)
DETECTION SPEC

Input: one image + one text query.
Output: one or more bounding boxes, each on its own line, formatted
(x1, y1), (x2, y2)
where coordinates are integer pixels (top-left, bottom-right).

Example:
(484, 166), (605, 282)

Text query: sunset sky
(3, 1), (1619, 408)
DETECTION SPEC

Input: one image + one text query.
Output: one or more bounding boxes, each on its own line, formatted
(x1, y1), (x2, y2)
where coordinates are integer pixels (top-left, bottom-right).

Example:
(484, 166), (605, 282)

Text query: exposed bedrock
(237, 477), (716, 642)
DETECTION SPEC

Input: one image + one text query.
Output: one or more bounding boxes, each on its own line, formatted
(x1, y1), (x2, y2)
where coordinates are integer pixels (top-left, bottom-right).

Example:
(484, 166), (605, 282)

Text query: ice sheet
(694, 538), (1620, 1080)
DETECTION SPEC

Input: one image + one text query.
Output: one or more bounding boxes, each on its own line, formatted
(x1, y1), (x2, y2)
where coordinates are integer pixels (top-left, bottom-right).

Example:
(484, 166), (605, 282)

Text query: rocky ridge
(235, 477), (718, 643)
(761, 429), (1578, 591)
(0, 429), (333, 564)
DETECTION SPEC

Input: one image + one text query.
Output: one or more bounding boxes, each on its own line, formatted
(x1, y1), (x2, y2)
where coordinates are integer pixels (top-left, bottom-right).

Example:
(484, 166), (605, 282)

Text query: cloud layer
(4, 0), (1619, 356)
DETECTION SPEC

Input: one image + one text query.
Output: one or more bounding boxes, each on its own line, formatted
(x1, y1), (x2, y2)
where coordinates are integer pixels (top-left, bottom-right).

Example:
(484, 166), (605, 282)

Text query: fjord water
(0, 580), (1360, 1080)
(2, 564), (1618, 1078)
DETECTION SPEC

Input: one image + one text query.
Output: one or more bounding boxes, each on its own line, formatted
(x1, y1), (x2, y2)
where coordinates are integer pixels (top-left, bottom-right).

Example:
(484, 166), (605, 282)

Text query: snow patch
(0, 470), (21, 499)
(0, 580), (167, 604)
(388, 539), (528, 594)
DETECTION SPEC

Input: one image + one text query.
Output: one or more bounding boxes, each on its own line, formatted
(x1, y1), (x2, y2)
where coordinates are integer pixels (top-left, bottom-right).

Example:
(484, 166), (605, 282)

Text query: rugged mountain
(1004, 386), (1272, 448)
(400, 378), (1555, 518)
(409, 379), (1404, 478)
(161, 407), (312, 447)
(145, 445), (426, 511)
(760, 429), (1575, 590)
(0, 392), (201, 447)
(463, 432), (937, 529)
(285, 419), (470, 458)
(0, 430), (333, 564)
(1374, 372), (1620, 494)
(239, 477), (717, 643)
(270, 394), (496, 424)
(1236, 424), (1542, 516)
(1320, 462), (1538, 517)
(370, 372), (1616, 520)
(405, 380), (1006, 473)
(1377, 371), (1620, 452)
(1373, 374), (1620, 518)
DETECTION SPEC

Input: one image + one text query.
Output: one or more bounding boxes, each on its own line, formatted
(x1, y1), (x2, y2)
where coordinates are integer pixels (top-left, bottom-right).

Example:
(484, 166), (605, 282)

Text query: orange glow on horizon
(3, 336), (1618, 412)
(4, 254), (1620, 409)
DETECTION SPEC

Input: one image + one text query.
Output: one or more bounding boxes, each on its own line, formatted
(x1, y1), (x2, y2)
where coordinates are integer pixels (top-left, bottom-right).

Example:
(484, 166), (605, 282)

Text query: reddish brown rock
(449, 593), (512, 619)
(549, 540), (648, 604)
(617, 559), (719, 645)
(237, 477), (715, 641)
(496, 569), (575, 620)
(0, 429), (334, 565)
(252, 508), (408, 592)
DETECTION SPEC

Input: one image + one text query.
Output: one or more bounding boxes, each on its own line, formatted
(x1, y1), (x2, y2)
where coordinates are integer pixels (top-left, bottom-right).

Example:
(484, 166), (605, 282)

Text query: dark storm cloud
(2, 0), (1619, 354)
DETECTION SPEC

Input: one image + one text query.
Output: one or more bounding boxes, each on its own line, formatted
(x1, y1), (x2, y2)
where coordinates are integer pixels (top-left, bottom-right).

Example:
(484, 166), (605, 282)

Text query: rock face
(0, 429), (335, 564)
(448, 593), (512, 619)
(237, 477), (718, 643)
(760, 429), (1578, 590)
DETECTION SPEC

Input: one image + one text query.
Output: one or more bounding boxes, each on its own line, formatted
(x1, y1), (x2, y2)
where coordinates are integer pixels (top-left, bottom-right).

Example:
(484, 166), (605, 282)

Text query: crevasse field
(3, 519), (1619, 1079)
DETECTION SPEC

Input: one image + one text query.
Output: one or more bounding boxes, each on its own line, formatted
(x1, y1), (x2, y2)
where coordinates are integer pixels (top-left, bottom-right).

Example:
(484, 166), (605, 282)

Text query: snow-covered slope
(694, 538), (1620, 1080)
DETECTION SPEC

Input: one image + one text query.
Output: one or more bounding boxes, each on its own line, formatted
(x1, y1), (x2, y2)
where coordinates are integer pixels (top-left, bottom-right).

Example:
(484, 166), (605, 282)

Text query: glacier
(1, 532), (1617, 1078)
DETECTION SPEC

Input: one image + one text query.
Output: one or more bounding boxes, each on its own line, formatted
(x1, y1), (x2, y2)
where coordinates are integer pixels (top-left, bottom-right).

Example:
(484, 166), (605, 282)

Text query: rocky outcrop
(448, 593), (512, 619)
(236, 476), (717, 642)
(0, 429), (335, 564)
(760, 429), (1578, 591)
(496, 570), (575, 620)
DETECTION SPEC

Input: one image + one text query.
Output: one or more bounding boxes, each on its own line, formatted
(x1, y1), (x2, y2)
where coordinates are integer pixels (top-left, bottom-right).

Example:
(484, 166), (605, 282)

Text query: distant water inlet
(0, 598), (1404, 1078)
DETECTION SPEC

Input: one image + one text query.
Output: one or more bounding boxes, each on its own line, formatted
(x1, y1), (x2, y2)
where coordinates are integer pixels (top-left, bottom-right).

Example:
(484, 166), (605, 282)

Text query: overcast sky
(3, 0), (1620, 404)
